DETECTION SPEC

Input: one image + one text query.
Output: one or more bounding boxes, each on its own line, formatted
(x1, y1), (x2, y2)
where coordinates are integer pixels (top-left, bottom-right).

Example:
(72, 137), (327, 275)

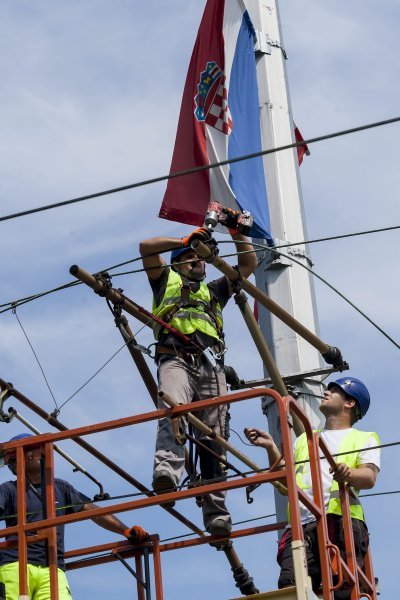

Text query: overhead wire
(56, 319), (151, 412)
(4, 253), (217, 415)
(0, 54), (396, 587)
(12, 307), (59, 412)
(272, 224), (400, 250)
(0, 252), (154, 313)
(159, 512), (278, 543)
(221, 240), (400, 351)
(1, 221), (399, 315)
(267, 244), (400, 350)
(1, 474), (395, 525)
(1, 118), (398, 419)
(5, 233), (399, 414)
(0, 116), (399, 224)
(0, 435), (396, 526)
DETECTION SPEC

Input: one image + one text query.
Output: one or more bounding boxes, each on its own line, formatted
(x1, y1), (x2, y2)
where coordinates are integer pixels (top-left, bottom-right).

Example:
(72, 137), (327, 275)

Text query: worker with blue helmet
(170, 245), (196, 264)
(0, 432), (149, 599)
(140, 224), (257, 541)
(327, 376), (370, 420)
(245, 376), (380, 597)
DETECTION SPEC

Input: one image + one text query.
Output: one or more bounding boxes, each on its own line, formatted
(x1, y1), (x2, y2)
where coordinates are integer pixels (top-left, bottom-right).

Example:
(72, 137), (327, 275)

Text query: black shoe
(208, 518), (232, 548)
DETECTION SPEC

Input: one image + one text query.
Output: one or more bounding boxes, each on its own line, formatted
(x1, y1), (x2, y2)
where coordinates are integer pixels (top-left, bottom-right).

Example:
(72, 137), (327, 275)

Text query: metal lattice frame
(0, 385), (377, 599)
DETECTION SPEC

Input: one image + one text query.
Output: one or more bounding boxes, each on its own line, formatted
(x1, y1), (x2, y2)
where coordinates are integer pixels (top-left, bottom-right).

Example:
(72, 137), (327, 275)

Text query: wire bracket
(0, 384), (14, 423)
(254, 30), (287, 59)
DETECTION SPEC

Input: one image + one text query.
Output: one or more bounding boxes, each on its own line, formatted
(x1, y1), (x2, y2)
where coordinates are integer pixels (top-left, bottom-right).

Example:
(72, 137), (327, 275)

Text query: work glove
(220, 207), (241, 234)
(181, 227), (212, 247)
(123, 525), (150, 544)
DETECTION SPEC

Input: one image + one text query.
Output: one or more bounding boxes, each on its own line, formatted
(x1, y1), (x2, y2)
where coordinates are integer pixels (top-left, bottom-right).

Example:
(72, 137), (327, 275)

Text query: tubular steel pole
(191, 239), (345, 367)
(234, 290), (287, 396)
(69, 265), (152, 328)
(114, 316), (158, 403)
(233, 290), (305, 436)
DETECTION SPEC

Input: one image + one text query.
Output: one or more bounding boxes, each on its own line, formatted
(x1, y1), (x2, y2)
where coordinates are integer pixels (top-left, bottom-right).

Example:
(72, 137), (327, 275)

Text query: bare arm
(331, 463), (378, 490)
(82, 502), (128, 534)
(231, 233), (257, 279)
(81, 503), (149, 543)
(139, 237), (182, 281)
(244, 427), (283, 468)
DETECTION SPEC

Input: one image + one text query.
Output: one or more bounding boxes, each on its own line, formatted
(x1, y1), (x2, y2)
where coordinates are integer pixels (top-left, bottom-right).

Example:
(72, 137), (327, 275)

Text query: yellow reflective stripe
(163, 295), (184, 305)
(172, 311), (214, 321)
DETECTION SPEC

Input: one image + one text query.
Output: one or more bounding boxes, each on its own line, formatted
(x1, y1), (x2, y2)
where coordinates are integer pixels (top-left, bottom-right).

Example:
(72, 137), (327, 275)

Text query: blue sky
(0, 1), (399, 598)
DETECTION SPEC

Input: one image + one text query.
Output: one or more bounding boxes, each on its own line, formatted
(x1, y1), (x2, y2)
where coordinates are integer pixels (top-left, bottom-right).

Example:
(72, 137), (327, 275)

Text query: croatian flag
(159, 0), (272, 240)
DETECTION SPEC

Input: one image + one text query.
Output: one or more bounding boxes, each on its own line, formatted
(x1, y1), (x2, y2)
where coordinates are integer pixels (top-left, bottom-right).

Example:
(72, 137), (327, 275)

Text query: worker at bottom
(0, 433), (150, 600)
(140, 225), (256, 538)
(245, 377), (380, 599)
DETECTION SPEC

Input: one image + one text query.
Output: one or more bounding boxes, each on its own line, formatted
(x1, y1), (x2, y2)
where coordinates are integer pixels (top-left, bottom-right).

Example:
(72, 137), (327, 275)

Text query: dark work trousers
(277, 515), (369, 598)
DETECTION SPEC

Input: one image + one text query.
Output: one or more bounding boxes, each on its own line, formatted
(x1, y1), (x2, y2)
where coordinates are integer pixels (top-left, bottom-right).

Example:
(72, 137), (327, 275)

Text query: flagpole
(245, 0), (328, 524)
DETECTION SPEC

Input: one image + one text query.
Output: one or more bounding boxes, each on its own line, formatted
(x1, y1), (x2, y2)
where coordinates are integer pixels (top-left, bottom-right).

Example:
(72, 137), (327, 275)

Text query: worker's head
(322, 377), (370, 424)
(3, 433), (39, 476)
(170, 247), (206, 281)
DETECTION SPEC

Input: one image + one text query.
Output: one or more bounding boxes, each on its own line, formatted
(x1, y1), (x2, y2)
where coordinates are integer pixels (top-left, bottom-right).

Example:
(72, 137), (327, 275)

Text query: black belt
(156, 345), (201, 361)
(155, 344), (222, 365)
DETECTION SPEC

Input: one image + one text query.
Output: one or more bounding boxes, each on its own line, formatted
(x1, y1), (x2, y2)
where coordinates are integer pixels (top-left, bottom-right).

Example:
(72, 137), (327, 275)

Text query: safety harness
(152, 270), (223, 342)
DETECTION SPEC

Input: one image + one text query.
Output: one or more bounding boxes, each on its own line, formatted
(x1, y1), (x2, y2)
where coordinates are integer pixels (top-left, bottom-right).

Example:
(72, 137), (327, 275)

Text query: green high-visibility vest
(290, 428), (380, 523)
(152, 269), (223, 341)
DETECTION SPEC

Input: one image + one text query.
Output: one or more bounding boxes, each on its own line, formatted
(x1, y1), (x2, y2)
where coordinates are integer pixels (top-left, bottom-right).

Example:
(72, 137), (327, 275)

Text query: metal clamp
(262, 240), (292, 270)
(255, 30), (287, 59)
(0, 385), (14, 423)
(132, 341), (154, 358)
(285, 245), (314, 267)
(93, 271), (113, 297)
(202, 346), (226, 368)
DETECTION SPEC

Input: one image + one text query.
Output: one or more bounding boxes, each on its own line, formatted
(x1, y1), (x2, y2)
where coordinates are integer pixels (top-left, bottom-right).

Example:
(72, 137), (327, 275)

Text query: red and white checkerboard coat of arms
(205, 77), (233, 135)
(194, 62), (233, 136)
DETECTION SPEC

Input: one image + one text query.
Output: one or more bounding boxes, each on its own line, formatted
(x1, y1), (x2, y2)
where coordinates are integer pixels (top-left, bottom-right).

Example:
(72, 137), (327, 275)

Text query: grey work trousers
(154, 356), (231, 530)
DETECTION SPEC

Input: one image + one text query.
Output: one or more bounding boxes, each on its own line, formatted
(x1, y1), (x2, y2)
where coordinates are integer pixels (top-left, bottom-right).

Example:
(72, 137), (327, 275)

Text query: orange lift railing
(0, 386), (377, 599)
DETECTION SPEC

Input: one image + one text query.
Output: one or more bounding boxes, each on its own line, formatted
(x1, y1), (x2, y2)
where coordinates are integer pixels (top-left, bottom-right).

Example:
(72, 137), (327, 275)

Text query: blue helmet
(8, 433), (34, 443)
(170, 246), (193, 264)
(4, 433), (35, 474)
(327, 377), (370, 419)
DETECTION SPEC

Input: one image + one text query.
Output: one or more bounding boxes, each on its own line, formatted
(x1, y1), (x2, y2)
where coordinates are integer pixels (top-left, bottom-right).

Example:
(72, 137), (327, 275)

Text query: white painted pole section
(245, 0), (325, 521)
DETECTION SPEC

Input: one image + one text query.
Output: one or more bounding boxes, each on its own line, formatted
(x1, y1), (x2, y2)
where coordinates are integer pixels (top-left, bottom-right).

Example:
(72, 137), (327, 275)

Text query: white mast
(245, 0), (326, 521)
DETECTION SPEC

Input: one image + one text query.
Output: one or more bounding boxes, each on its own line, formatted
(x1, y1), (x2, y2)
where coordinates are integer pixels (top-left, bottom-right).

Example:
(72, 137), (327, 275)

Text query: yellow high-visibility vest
(290, 428), (379, 522)
(152, 270), (223, 341)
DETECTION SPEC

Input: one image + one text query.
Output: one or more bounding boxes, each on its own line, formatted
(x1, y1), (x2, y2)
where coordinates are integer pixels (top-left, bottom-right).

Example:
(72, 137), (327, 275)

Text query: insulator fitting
(93, 492), (110, 502)
(322, 346), (348, 370)
(224, 365), (240, 388)
(232, 564), (259, 596)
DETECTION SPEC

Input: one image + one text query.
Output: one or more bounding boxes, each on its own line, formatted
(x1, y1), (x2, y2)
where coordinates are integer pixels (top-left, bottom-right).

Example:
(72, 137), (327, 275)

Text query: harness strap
(159, 283), (223, 337)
